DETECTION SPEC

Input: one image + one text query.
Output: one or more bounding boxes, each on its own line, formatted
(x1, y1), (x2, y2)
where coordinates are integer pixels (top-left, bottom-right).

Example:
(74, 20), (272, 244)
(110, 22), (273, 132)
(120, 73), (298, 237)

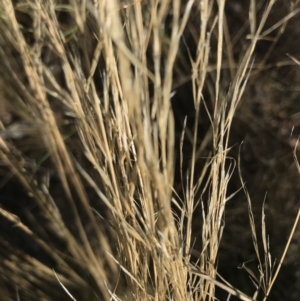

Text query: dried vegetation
(0, 1), (300, 301)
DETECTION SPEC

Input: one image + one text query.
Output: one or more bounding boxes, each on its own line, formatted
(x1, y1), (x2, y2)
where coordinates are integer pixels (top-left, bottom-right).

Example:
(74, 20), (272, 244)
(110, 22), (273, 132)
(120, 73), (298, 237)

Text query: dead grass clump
(0, 1), (300, 301)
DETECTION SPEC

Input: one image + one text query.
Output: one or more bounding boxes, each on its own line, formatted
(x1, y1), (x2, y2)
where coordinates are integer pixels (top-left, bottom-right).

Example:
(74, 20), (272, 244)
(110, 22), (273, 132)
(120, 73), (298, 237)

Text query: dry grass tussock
(0, 0), (300, 300)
